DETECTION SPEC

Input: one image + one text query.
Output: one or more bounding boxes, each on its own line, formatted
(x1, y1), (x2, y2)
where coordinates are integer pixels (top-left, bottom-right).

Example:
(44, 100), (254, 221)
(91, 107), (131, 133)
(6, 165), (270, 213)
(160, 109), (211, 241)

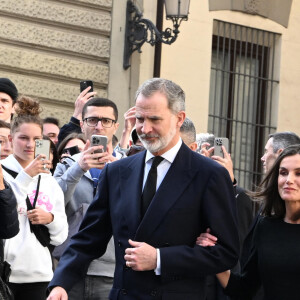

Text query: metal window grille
(208, 20), (281, 190)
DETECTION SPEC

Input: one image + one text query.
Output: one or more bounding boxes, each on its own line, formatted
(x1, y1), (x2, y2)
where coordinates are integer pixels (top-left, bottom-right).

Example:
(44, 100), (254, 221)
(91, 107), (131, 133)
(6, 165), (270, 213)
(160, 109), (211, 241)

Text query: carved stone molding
(209, 0), (293, 27)
(0, 0), (111, 33)
(0, 45), (108, 84)
(0, 19), (110, 58)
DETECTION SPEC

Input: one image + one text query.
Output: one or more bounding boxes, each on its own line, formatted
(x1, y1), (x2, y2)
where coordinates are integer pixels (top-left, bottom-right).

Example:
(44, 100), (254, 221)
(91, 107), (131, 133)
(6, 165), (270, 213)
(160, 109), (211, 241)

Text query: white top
(143, 138), (182, 191)
(2, 154), (68, 283)
(142, 139), (183, 275)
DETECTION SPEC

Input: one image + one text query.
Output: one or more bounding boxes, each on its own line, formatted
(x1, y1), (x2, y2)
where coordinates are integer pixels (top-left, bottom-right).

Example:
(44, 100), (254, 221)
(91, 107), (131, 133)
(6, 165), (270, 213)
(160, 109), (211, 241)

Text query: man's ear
(189, 142), (198, 152)
(177, 111), (186, 128)
(277, 148), (283, 155)
(11, 103), (15, 114)
(80, 120), (84, 133)
(113, 122), (119, 134)
(8, 134), (13, 145)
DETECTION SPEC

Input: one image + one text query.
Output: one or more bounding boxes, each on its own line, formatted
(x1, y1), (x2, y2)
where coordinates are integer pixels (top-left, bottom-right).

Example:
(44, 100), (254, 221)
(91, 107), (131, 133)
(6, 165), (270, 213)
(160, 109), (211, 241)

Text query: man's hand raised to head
(124, 239), (157, 271)
(47, 286), (68, 300)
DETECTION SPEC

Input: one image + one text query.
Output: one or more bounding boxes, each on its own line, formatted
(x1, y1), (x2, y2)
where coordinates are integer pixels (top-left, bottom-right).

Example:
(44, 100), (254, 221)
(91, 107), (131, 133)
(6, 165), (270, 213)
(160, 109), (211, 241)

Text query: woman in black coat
(0, 164), (19, 260)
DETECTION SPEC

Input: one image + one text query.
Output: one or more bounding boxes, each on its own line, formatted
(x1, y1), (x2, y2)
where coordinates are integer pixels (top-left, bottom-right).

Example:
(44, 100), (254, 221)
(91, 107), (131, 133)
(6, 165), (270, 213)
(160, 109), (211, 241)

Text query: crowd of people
(0, 76), (299, 300)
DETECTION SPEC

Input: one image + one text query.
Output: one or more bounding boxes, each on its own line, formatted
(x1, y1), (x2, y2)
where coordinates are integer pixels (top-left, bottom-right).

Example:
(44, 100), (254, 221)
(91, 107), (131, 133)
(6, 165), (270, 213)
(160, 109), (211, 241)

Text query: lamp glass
(164, 0), (190, 18)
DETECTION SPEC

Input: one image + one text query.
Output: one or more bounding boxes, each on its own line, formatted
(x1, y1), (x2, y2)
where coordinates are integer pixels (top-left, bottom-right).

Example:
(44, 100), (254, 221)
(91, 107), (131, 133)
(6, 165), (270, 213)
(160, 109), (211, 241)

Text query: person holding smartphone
(1, 96), (68, 300)
(52, 97), (127, 300)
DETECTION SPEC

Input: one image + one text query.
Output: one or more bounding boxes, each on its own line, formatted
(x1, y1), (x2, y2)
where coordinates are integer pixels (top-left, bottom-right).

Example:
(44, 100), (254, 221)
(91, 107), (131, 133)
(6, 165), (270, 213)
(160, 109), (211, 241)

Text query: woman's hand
(196, 228), (230, 288)
(196, 228), (218, 247)
(200, 143), (214, 157)
(27, 207), (54, 225)
(24, 154), (51, 177)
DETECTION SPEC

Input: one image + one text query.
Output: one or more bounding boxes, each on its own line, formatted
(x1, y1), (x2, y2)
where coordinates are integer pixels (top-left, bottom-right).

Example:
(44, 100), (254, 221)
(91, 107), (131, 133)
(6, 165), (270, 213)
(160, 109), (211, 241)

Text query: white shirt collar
(145, 138), (183, 164)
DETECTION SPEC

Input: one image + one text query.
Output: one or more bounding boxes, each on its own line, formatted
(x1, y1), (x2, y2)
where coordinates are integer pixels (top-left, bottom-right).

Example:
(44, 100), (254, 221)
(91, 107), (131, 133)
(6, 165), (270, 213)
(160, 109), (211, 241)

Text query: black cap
(0, 78), (18, 103)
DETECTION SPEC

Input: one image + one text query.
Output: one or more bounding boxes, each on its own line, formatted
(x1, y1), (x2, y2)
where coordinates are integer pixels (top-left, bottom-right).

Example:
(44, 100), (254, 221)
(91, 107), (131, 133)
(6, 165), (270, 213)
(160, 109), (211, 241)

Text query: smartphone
(91, 135), (107, 153)
(214, 137), (229, 158)
(62, 145), (80, 156)
(80, 80), (93, 93)
(35, 139), (51, 160)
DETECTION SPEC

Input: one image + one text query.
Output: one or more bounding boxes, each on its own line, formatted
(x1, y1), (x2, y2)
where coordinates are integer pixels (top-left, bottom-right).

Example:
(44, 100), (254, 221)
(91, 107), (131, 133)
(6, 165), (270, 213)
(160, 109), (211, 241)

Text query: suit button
(118, 240), (121, 247)
(121, 289), (127, 295)
(150, 290), (157, 297)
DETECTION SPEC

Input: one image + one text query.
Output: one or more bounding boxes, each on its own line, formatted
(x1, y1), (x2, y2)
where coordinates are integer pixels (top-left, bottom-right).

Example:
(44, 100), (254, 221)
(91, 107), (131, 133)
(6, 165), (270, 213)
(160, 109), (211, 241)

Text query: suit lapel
(119, 151), (146, 235)
(135, 144), (198, 241)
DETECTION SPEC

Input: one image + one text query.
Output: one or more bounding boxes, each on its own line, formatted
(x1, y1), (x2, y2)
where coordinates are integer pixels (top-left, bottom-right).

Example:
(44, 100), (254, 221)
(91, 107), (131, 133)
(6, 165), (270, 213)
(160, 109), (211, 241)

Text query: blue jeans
(68, 275), (113, 300)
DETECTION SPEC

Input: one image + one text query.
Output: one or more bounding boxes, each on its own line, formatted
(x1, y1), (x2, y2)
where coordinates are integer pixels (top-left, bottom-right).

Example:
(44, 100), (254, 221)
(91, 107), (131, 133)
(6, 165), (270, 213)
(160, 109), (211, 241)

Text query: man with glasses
(52, 98), (125, 300)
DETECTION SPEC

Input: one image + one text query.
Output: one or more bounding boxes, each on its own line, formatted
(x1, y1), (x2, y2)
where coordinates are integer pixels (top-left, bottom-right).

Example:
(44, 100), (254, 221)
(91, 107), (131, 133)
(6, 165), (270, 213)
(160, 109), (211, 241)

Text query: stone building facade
(0, 0), (112, 123)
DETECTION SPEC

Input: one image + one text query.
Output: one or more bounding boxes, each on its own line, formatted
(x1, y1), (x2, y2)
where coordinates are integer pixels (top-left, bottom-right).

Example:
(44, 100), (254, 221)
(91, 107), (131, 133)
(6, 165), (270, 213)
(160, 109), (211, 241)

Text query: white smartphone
(90, 135), (108, 153)
(35, 139), (51, 160)
(214, 137), (229, 158)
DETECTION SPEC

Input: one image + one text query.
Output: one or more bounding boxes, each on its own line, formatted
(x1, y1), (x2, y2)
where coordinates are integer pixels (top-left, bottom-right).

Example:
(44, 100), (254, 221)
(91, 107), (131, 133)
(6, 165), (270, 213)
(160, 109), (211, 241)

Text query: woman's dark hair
(57, 132), (86, 158)
(43, 135), (59, 174)
(251, 144), (300, 218)
(11, 96), (42, 134)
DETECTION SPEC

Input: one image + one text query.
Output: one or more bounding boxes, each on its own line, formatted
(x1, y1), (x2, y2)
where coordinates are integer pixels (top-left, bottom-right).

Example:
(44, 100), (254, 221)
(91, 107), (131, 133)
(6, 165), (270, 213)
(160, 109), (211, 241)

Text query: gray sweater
(53, 153), (115, 277)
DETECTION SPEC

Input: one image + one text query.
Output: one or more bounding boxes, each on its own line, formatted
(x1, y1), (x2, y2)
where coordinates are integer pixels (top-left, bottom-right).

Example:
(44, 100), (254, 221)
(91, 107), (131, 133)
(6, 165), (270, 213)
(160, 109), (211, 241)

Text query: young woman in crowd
(2, 96), (68, 300)
(197, 144), (300, 300)
(56, 132), (86, 161)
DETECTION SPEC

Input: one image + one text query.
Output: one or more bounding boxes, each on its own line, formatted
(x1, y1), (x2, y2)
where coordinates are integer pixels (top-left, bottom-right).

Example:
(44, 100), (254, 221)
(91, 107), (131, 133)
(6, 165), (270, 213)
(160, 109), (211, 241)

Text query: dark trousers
(8, 281), (49, 300)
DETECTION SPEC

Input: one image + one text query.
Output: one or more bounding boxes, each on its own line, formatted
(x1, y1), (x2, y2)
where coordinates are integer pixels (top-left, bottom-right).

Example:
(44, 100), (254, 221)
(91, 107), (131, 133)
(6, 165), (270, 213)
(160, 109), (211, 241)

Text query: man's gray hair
(135, 78), (185, 113)
(180, 117), (196, 145)
(269, 131), (300, 153)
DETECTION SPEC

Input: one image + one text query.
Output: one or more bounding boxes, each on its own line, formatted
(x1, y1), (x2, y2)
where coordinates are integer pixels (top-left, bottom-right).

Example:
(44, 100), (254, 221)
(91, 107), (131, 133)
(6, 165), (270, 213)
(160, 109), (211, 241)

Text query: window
(208, 20), (281, 190)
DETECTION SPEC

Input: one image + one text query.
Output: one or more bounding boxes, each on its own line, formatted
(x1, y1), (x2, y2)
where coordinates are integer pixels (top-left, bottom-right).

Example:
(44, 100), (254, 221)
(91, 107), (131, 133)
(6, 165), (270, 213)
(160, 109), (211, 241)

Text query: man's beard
(138, 127), (176, 154)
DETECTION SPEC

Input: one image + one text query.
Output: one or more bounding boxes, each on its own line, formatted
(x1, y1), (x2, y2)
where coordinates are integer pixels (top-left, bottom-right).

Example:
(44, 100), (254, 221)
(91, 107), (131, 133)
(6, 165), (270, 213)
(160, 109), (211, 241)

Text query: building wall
(0, 0), (112, 124)
(139, 0), (300, 136)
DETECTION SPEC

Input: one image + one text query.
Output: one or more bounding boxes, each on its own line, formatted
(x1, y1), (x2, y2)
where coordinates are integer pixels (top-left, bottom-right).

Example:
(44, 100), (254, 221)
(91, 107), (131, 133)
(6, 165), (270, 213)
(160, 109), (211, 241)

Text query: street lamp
(123, 0), (190, 69)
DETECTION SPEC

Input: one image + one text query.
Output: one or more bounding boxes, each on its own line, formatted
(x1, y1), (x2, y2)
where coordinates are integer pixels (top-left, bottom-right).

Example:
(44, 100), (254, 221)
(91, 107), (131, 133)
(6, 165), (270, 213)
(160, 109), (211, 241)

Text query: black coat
(49, 143), (239, 299)
(0, 182), (19, 260)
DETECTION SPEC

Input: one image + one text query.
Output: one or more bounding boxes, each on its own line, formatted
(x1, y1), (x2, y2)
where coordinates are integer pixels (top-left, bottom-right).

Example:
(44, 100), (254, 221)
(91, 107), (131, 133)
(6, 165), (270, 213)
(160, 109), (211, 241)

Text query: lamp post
(123, 0), (190, 69)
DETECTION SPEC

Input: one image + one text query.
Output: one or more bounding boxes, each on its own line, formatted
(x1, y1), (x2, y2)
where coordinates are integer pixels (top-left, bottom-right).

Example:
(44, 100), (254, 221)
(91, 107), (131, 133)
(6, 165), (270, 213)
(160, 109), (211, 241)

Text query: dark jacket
(57, 117), (81, 146)
(0, 181), (19, 260)
(49, 143), (239, 300)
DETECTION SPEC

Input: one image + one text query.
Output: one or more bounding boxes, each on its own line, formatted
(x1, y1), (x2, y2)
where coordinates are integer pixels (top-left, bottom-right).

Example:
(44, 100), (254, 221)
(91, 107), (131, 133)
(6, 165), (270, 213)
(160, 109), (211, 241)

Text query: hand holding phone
(35, 139), (51, 160)
(91, 135), (108, 153)
(214, 138), (229, 158)
(80, 80), (93, 93)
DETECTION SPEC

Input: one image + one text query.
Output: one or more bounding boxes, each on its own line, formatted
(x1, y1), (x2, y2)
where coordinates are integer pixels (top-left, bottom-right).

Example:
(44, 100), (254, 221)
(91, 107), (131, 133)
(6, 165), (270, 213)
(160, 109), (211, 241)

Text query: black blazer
(0, 182), (19, 260)
(49, 143), (239, 300)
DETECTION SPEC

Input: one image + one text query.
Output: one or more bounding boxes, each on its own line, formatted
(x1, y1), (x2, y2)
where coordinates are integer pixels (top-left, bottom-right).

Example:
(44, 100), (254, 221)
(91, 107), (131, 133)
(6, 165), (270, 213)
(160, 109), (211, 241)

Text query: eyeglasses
(83, 117), (116, 128)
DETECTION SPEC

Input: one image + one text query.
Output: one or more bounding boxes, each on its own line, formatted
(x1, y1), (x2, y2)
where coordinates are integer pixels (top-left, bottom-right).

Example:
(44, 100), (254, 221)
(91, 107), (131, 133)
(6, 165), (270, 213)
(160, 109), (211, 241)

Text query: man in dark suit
(47, 78), (239, 300)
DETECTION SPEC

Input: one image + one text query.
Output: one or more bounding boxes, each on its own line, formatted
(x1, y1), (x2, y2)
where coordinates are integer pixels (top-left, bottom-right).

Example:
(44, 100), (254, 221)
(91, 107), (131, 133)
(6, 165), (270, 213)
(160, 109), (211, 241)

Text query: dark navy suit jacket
(49, 143), (239, 300)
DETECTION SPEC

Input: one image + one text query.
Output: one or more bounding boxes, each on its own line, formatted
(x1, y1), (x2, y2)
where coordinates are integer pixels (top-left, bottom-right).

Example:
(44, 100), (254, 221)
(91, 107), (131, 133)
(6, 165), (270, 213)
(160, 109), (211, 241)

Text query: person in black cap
(0, 78), (18, 123)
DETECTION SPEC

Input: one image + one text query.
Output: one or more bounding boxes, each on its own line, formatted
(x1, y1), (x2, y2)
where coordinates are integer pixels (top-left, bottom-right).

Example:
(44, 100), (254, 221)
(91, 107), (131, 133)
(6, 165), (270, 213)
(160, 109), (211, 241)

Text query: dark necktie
(141, 156), (164, 217)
